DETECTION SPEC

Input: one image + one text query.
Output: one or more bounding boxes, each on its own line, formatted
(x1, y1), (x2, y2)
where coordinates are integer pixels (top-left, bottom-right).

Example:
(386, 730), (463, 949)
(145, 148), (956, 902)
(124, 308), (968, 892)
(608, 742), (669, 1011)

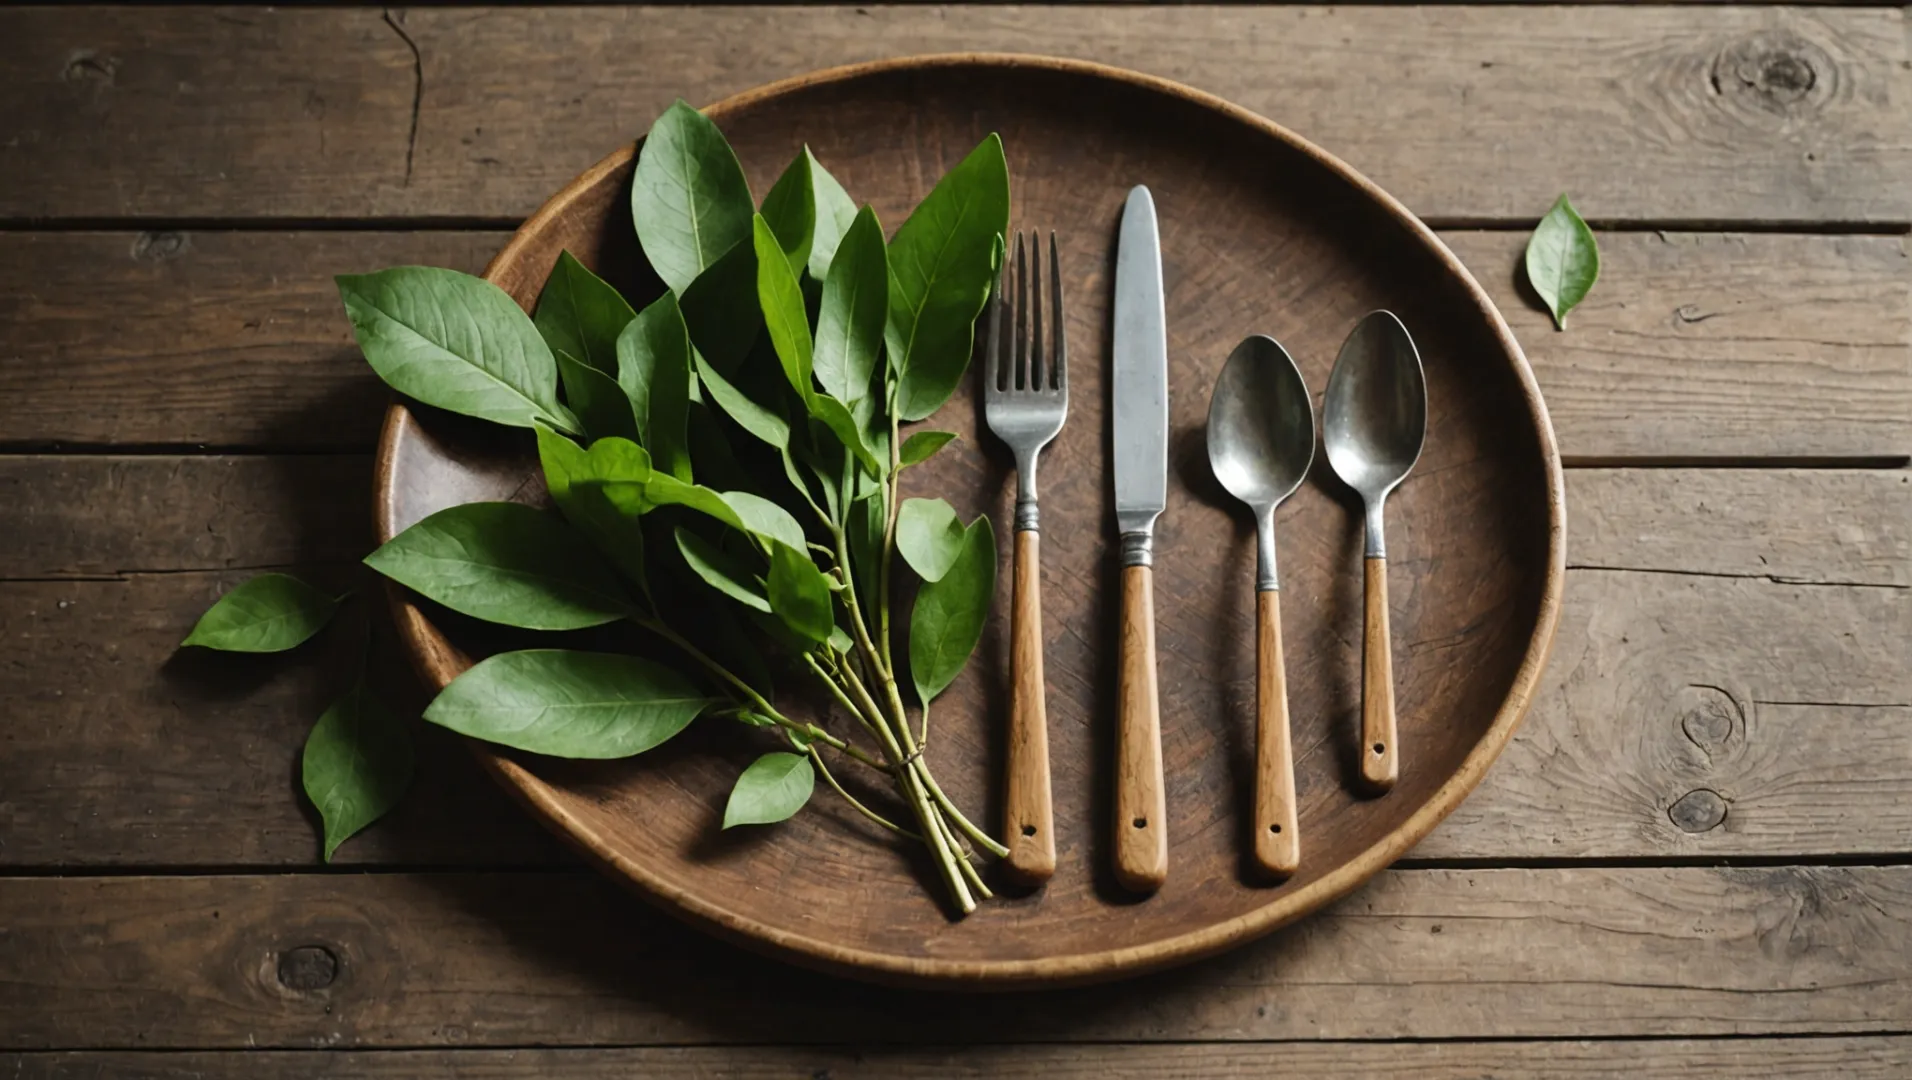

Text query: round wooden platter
(375, 54), (1565, 989)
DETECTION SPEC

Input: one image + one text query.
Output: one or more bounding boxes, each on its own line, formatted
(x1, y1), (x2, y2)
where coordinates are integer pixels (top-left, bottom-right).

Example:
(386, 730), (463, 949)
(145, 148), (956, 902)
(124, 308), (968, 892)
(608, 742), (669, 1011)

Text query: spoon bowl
(1323, 310), (1426, 507)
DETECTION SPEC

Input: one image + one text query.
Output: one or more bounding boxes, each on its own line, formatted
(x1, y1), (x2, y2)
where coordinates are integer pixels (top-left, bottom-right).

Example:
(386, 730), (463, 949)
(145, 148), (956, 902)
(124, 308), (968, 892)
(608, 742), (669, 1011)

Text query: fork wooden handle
(1361, 556), (1399, 793)
(1004, 528), (1056, 884)
(1255, 589), (1300, 875)
(1115, 563), (1167, 892)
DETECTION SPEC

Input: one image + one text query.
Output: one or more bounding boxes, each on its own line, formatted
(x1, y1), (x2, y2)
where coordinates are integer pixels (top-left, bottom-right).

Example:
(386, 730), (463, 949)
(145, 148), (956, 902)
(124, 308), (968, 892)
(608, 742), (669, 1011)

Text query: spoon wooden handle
(1361, 556), (1399, 792)
(1004, 529), (1055, 884)
(1115, 563), (1167, 892)
(1255, 589), (1300, 875)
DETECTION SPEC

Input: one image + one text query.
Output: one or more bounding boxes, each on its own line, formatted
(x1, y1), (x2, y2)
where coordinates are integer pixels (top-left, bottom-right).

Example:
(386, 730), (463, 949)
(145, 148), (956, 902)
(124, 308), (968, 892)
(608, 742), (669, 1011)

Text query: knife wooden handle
(1004, 529), (1055, 884)
(1361, 556), (1399, 793)
(1115, 563), (1167, 892)
(1255, 589), (1300, 876)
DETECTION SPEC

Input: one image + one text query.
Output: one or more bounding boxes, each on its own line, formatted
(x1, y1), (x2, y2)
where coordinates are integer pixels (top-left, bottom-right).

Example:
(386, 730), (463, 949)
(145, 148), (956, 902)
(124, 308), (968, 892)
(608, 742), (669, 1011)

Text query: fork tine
(1049, 231), (1066, 393)
(984, 240), (1005, 395)
(1030, 231), (1045, 393)
(1014, 231), (1029, 390)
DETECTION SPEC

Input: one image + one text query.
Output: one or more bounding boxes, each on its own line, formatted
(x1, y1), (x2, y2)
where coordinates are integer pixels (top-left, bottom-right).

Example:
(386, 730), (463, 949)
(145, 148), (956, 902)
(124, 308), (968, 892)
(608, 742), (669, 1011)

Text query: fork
(984, 230), (1068, 885)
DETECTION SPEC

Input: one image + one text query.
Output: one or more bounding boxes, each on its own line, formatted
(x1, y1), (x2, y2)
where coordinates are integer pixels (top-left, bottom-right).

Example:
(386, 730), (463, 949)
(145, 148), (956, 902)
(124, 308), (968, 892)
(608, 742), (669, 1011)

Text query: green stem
(877, 411), (902, 669)
(810, 748), (915, 839)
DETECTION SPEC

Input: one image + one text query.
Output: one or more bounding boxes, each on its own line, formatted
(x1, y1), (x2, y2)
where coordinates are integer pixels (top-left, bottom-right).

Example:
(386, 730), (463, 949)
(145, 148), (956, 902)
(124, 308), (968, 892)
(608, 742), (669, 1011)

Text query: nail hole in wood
(1132, 817), (1147, 829)
(1269, 823), (1282, 834)
(1021, 824), (1036, 837)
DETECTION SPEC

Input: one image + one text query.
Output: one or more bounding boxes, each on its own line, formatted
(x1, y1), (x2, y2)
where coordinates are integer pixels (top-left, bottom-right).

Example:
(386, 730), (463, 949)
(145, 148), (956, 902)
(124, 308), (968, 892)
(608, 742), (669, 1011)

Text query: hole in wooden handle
(1132, 817), (1148, 829)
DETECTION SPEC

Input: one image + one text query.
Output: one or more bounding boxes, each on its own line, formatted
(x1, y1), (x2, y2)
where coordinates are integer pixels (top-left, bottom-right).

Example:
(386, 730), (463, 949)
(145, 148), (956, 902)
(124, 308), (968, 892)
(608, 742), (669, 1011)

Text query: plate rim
(373, 51), (1568, 989)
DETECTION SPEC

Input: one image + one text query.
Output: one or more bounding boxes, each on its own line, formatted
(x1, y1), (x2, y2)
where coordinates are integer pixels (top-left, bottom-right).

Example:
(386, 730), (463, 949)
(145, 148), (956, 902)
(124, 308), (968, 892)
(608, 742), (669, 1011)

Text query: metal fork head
(984, 230), (1069, 514)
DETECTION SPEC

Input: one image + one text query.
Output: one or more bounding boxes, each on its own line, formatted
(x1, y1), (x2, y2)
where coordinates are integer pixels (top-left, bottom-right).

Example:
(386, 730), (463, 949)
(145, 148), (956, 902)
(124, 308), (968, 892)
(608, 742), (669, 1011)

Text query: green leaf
(675, 526), (770, 612)
(535, 428), (650, 588)
(337, 267), (576, 432)
(720, 491), (807, 552)
(846, 492), (885, 627)
(898, 430), (957, 467)
(556, 349), (641, 444)
(181, 573), (340, 652)
(643, 472), (746, 531)
(809, 393), (881, 477)
(896, 497), (966, 583)
(814, 206), (888, 410)
(632, 100), (754, 295)
(695, 345), (789, 448)
(886, 134), (1010, 420)
(1525, 194), (1600, 331)
(365, 502), (631, 630)
(533, 250), (637, 375)
(303, 677), (414, 861)
(766, 540), (833, 645)
(723, 751), (814, 828)
(679, 239), (760, 374)
(616, 292), (694, 480)
(425, 649), (712, 759)
(910, 515), (996, 703)
(754, 215), (815, 403)
(759, 149), (816, 277)
(807, 150), (861, 282)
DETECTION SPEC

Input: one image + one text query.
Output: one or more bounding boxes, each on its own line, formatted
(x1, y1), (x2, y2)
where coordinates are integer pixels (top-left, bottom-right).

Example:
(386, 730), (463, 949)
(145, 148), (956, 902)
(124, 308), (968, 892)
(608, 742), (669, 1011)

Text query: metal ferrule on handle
(1255, 513), (1279, 592)
(1015, 499), (1041, 533)
(1119, 529), (1154, 567)
(1364, 499), (1388, 558)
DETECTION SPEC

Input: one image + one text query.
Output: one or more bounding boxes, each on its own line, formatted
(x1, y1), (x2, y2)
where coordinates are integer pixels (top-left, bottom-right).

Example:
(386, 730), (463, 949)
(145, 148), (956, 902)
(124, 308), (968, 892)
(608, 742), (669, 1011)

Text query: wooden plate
(375, 54), (1565, 988)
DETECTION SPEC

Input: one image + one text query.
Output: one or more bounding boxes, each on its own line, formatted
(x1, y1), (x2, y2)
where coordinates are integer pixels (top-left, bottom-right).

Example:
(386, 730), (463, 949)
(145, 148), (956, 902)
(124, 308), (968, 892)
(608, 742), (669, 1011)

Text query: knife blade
(1113, 185), (1169, 551)
(1111, 184), (1168, 893)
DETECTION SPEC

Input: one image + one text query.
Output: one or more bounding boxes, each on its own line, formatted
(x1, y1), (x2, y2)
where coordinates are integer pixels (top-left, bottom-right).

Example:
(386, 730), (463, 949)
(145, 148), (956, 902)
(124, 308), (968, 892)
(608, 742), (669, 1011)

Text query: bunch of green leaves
(318, 101), (1011, 912)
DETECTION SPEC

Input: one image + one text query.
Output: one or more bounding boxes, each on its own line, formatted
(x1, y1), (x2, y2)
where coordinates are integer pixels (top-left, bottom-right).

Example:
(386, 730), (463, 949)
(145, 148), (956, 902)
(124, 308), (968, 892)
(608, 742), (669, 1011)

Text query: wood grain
(0, 231), (1898, 458)
(1004, 529), (1055, 884)
(1, 7), (1903, 223)
(1114, 563), (1167, 892)
(1358, 557), (1398, 792)
(2, 867), (1908, 1047)
(1253, 590), (1298, 876)
(11, 1040), (1912, 1079)
(0, 461), (1899, 868)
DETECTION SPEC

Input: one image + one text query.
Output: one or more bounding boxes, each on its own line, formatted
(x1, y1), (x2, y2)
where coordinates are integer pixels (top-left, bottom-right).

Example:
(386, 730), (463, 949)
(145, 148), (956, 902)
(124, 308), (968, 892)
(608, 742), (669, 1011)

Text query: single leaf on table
(898, 430), (957, 467)
(886, 134), (1011, 421)
(337, 267), (577, 433)
(720, 490), (807, 553)
(556, 349), (641, 444)
(680, 239), (760, 374)
(754, 214), (815, 403)
(813, 206), (888, 410)
(723, 751), (815, 828)
(533, 250), (637, 375)
(896, 497), (967, 583)
(616, 292), (694, 480)
(365, 502), (632, 630)
(759, 149), (816, 277)
(535, 428), (650, 588)
(675, 526), (770, 613)
(767, 540), (834, 646)
(303, 677), (414, 861)
(1525, 193), (1600, 330)
(632, 100), (754, 295)
(807, 150), (861, 282)
(181, 573), (341, 652)
(424, 649), (712, 759)
(910, 515), (996, 704)
(694, 349), (790, 449)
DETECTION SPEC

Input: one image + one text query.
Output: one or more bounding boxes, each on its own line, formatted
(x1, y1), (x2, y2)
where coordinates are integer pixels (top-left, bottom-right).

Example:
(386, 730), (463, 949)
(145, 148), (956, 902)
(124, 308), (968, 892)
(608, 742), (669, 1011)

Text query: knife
(1111, 184), (1169, 893)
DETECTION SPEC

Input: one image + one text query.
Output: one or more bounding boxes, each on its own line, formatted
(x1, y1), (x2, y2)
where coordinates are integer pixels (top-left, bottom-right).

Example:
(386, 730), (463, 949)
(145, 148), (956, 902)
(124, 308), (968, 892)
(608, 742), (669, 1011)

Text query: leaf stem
(809, 747), (915, 838)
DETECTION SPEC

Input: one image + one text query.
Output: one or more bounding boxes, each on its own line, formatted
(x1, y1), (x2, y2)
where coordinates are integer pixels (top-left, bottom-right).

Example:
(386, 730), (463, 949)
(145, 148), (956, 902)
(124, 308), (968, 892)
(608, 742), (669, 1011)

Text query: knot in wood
(1677, 684), (1741, 753)
(132, 232), (188, 262)
(275, 945), (339, 991)
(1712, 32), (1832, 116)
(61, 50), (117, 86)
(1668, 787), (1728, 833)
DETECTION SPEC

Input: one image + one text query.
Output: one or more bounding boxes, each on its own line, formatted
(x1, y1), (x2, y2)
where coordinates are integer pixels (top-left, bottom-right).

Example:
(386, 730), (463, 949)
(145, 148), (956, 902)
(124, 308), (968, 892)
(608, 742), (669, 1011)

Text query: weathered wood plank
(0, 459), (1902, 866)
(10, 1039), (1912, 1079)
(2, 7), (1903, 223)
(2, 866), (1908, 1046)
(2, 230), (1903, 458)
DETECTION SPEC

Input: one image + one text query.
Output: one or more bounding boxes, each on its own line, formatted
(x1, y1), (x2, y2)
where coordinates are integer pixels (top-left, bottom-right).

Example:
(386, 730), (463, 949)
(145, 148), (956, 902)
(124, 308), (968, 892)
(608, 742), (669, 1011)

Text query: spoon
(1323, 310), (1426, 794)
(1207, 334), (1315, 876)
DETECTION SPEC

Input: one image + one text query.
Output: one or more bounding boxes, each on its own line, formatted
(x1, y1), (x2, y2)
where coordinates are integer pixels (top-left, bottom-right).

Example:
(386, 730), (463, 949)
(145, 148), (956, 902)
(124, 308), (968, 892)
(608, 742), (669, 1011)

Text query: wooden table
(3, 6), (1908, 1076)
